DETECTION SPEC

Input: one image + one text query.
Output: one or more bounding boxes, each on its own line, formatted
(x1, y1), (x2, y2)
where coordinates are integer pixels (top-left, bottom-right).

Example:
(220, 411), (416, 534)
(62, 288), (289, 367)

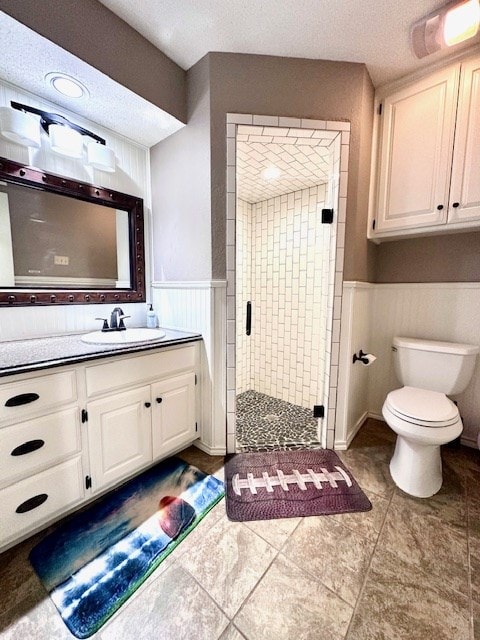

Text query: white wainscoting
(0, 302), (148, 342)
(152, 281), (227, 455)
(336, 281), (480, 449)
(335, 282), (374, 448)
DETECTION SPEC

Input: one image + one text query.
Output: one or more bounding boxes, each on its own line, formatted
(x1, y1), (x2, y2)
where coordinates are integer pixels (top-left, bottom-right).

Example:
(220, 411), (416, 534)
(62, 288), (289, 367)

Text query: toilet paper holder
(353, 349), (376, 365)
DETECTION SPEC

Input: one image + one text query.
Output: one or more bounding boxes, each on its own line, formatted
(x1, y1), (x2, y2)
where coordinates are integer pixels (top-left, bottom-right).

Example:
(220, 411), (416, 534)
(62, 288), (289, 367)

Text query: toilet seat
(384, 386), (460, 428)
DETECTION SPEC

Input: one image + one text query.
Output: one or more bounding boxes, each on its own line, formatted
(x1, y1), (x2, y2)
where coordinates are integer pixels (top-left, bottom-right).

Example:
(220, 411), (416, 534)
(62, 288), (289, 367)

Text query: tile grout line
(343, 486), (397, 639)
(179, 518), (281, 636)
(226, 527), (289, 635)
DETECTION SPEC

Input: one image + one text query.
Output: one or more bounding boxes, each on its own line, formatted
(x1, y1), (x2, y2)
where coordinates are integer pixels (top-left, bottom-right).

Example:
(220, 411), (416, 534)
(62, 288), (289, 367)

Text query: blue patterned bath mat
(29, 457), (224, 638)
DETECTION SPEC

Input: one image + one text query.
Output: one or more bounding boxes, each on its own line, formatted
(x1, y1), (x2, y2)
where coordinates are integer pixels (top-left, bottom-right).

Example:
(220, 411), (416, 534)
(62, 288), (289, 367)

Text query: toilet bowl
(382, 337), (478, 498)
(382, 387), (463, 497)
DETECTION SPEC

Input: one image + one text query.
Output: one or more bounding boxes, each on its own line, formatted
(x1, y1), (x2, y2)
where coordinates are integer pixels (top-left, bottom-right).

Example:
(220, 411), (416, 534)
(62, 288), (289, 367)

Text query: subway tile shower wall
(236, 184), (330, 408)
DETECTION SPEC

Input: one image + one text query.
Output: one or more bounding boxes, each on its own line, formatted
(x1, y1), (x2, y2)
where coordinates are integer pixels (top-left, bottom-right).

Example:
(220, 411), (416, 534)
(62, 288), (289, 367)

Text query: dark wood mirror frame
(0, 157), (146, 307)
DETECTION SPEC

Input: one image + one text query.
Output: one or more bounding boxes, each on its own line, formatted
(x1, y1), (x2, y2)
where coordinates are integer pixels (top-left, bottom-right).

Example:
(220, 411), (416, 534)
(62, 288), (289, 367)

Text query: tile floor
(1, 419), (479, 639)
(236, 390), (321, 452)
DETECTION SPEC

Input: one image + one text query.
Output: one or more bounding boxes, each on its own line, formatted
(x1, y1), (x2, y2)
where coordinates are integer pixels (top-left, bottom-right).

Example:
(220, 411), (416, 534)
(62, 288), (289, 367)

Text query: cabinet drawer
(0, 371), (77, 423)
(0, 408), (81, 487)
(86, 345), (196, 397)
(0, 457), (84, 547)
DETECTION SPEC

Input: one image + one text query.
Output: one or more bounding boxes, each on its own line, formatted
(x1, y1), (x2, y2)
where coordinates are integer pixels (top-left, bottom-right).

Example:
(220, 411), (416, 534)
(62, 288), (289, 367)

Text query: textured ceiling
(0, 13), (184, 148)
(237, 125), (336, 203)
(98, 0), (477, 87)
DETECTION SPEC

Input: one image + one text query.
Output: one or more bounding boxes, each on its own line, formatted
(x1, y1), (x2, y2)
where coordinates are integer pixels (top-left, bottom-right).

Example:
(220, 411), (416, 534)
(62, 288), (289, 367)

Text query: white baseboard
(367, 411), (384, 422)
(194, 440), (226, 457)
(335, 411), (369, 450)
(460, 435), (478, 449)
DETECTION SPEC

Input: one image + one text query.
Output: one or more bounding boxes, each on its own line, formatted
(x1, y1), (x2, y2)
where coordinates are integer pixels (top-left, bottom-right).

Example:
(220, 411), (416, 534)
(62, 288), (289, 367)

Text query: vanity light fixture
(49, 124), (84, 158)
(86, 141), (116, 173)
(0, 101), (115, 171)
(0, 106), (41, 148)
(411, 0), (480, 58)
(45, 73), (89, 99)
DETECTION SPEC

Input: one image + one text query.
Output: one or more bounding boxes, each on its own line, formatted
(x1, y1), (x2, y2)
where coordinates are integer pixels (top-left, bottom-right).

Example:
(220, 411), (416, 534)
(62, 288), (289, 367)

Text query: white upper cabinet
(449, 57), (480, 224)
(369, 53), (480, 240)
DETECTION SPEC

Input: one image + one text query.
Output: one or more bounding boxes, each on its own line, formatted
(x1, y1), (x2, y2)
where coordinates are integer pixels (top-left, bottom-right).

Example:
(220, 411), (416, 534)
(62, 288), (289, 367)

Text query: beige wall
(374, 232), (480, 283)
(0, 0), (187, 123)
(150, 56), (212, 281)
(208, 53), (375, 281)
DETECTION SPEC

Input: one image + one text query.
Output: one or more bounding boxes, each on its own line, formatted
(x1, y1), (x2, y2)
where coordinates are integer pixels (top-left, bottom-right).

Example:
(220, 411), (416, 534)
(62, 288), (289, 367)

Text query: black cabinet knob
(156, 397), (163, 404)
(437, 204), (444, 210)
(144, 402), (151, 408)
(452, 202), (460, 208)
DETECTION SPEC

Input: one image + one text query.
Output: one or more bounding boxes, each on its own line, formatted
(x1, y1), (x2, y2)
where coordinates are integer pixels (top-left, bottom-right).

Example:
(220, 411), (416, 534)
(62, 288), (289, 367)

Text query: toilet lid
(386, 386), (460, 427)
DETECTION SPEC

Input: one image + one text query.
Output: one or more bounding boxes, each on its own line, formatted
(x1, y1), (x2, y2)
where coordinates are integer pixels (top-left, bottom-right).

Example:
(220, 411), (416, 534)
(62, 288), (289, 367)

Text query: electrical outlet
(54, 255), (69, 266)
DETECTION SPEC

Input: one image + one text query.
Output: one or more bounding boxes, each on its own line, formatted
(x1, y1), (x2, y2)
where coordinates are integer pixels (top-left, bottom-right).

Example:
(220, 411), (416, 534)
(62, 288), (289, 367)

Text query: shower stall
(235, 124), (342, 452)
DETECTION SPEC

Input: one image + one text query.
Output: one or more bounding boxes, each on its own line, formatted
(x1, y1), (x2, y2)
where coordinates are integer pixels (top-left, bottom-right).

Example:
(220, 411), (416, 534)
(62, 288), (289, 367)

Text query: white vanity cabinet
(84, 344), (198, 494)
(369, 53), (480, 240)
(151, 372), (196, 460)
(0, 370), (85, 550)
(0, 339), (201, 552)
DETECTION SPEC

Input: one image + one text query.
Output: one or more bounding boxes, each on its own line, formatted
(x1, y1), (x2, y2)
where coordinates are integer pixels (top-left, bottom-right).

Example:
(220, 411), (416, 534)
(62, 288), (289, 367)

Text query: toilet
(382, 336), (478, 498)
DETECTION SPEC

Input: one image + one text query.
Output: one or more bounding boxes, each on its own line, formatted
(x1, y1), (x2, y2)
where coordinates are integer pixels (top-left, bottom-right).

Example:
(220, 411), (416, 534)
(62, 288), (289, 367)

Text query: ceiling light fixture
(262, 166), (282, 181)
(411, 0), (480, 58)
(45, 72), (89, 99)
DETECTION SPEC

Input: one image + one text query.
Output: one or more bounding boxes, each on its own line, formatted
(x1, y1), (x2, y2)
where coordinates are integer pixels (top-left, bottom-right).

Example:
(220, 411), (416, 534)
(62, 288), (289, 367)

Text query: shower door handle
(246, 301), (251, 336)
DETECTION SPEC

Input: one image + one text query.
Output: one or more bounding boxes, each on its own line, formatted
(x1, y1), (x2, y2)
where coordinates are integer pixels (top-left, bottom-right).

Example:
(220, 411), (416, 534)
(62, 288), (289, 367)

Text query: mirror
(0, 157), (145, 306)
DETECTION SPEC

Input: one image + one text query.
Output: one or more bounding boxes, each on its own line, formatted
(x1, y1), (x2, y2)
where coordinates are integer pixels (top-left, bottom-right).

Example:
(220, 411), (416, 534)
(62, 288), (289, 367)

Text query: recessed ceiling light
(45, 73), (89, 99)
(262, 166), (282, 180)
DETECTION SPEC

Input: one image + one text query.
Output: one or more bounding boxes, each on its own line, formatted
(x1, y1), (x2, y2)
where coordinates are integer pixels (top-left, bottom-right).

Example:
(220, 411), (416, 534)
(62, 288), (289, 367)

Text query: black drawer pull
(11, 439), (45, 456)
(5, 392), (40, 407)
(436, 204), (444, 210)
(156, 397), (163, 404)
(144, 402), (151, 408)
(16, 493), (48, 514)
(452, 202), (460, 208)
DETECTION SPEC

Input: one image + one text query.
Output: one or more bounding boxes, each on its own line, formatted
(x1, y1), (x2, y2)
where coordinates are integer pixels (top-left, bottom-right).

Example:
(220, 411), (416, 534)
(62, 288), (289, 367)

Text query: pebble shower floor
(235, 390), (322, 452)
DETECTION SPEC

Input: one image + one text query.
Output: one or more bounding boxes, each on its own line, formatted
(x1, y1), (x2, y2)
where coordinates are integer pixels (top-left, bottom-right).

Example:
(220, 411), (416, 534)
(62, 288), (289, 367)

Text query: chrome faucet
(95, 307), (131, 332)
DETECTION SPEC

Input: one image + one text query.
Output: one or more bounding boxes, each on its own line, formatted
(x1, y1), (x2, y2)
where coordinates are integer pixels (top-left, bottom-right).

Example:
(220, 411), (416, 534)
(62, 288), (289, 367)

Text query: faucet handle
(118, 315), (131, 330)
(95, 318), (110, 332)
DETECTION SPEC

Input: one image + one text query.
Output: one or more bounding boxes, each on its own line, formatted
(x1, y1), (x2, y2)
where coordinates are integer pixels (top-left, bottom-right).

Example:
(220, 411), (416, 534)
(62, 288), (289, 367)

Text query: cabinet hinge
(372, 219), (376, 230)
(85, 475), (92, 490)
(81, 409), (88, 423)
(378, 103), (383, 115)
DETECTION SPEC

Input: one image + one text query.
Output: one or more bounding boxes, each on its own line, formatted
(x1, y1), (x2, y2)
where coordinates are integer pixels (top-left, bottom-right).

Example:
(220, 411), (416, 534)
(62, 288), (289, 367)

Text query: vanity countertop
(0, 328), (202, 378)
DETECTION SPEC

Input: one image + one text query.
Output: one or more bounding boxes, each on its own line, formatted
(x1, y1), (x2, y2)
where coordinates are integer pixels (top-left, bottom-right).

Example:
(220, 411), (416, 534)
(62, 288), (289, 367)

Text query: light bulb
(444, 0), (480, 46)
(262, 166), (282, 180)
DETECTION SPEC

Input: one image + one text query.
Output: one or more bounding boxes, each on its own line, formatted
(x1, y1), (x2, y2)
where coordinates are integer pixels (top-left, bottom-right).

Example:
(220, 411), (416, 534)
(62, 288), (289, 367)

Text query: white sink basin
(81, 328), (166, 344)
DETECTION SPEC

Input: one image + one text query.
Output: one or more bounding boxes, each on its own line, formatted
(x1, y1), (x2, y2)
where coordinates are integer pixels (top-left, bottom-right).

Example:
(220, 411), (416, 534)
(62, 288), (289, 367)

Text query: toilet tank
(392, 337), (479, 394)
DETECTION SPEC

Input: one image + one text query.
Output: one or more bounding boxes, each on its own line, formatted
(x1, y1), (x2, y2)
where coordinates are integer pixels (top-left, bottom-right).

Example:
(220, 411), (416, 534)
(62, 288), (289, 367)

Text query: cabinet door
(375, 66), (459, 232)
(449, 57), (480, 223)
(151, 373), (196, 459)
(87, 386), (152, 492)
